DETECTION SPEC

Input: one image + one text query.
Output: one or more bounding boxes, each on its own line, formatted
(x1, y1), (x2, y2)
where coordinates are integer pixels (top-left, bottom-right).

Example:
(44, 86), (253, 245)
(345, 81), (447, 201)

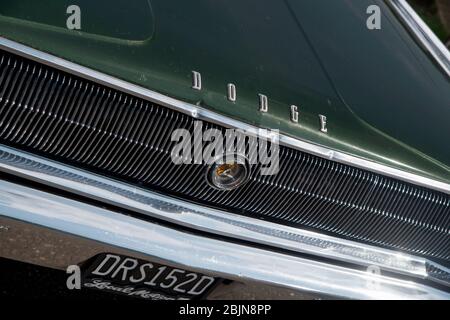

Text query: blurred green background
(410, 0), (450, 47)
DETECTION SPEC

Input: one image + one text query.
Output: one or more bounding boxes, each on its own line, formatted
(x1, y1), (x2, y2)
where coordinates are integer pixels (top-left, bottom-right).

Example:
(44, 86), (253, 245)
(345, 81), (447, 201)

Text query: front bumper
(1, 169), (448, 299)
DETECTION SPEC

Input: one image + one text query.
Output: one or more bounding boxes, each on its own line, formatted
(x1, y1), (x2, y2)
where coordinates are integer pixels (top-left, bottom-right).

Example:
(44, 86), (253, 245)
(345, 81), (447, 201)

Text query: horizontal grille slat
(0, 49), (449, 265)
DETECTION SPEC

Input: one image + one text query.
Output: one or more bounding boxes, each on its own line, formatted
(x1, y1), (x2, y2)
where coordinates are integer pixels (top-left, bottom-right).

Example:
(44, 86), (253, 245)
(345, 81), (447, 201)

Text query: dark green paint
(0, 0), (449, 183)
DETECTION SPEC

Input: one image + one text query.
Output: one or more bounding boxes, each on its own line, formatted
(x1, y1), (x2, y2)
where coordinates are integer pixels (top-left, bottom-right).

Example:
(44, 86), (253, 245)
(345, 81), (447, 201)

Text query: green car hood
(0, 0), (449, 183)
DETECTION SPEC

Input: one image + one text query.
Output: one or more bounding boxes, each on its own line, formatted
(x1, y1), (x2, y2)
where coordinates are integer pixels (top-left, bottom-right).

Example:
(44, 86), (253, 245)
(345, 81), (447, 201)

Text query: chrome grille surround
(0, 37), (449, 270)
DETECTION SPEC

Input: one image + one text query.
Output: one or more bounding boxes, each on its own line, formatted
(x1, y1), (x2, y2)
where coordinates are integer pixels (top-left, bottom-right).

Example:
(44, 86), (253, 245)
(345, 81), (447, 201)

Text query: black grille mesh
(0, 49), (449, 265)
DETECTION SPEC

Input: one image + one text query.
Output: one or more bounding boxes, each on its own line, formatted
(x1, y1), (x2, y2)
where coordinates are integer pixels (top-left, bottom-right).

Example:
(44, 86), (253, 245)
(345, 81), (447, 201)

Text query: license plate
(82, 253), (218, 300)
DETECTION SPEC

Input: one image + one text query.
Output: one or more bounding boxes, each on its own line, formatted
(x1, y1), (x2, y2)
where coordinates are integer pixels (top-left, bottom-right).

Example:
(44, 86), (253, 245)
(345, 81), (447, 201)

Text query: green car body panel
(0, 0), (449, 184)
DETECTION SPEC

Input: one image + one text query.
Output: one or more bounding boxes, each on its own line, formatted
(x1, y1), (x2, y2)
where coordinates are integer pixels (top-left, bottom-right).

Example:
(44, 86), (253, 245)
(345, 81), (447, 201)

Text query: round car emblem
(206, 154), (250, 191)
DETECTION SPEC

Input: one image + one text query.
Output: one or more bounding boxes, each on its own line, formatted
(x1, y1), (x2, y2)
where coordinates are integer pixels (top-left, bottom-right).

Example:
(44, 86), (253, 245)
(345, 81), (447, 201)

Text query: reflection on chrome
(1, 180), (449, 299)
(0, 144), (448, 289)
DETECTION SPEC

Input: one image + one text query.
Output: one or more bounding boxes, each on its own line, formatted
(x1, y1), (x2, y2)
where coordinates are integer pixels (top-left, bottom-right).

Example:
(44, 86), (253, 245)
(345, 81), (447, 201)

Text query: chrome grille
(0, 49), (449, 265)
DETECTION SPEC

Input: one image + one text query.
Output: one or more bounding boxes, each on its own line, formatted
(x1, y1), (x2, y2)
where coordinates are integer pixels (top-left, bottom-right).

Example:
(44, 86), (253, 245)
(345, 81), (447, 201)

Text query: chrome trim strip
(0, 216), (322, 301)
(0, 36), (448, 194)
(387, 0), (450, 77)
(1, 145), (449, 288)
(0, 179), (449, 300)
